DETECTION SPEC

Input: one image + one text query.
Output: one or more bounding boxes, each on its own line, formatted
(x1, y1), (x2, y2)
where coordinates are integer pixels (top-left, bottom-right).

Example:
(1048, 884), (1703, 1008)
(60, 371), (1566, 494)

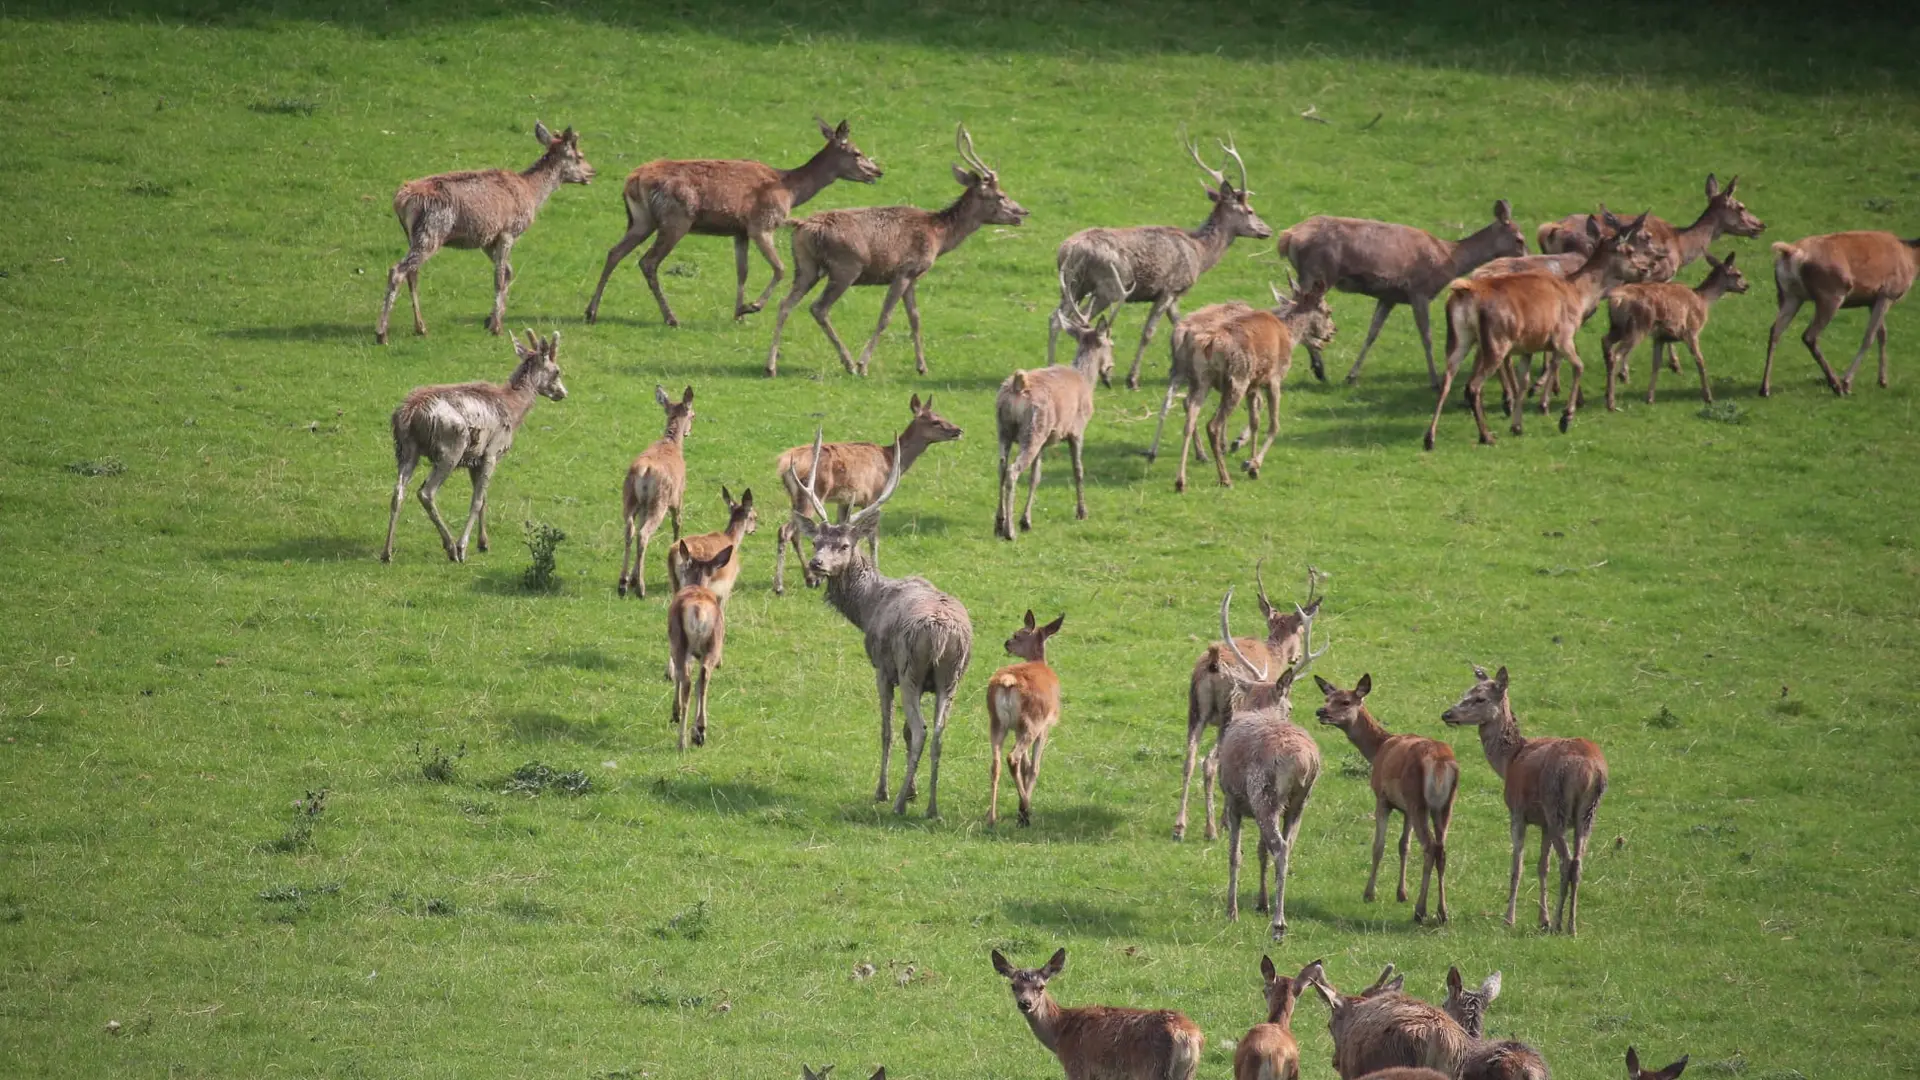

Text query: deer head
(1703, 173), (1764, 238)
(815, 116), (884, 184)
(653, 384), (695, 440)
(1442, 966), (1502, 1038)
(721, 485), (759, 537)
(1626, 1047), (1689, 1080)
(1185, 132), (1272, 240)
(991, 948), (1066, 1015)
(1441, 664), (1510, 728)
(1270, 274), (1338, 354)
(672, 541), (735, 590)
(1004, 610), (1065, 662)
(1702, 251), (1749, 294)
(1056, 268), (1119, 382)
(533, 121), (595, 185)
(1258, 955), (1308, 1026)
(904, 392), (964, 448)
(1477, 198), (1527, 259)
(510, 329), (568, 400)
(953, 123), (1028, 226)
(1312, 672), (1373, 732)
(1217, 579), (1328, 705)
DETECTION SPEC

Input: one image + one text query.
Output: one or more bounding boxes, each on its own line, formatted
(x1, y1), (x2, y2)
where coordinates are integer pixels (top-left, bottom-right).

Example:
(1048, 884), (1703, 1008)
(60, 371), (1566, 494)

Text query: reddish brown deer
(1442, 968), (1549, 1080)
(666, 486), (757, 601)
(376, 124), (593, 344)
(1626, 1047), (1690, 1080)
(994, 282), (1115, 540)
(1601, 251), (1749, 409)
(1299, 961), (1469, 1080)
(765, 124), (1028, 377)
(1052, 135), (1274, 389)
(617, 386), (696, 599)
(1234, 956), (1311, 1080)
(772, 396), (962, 594)
(1762, 230), (1920, 396)
(1426, 212), (1650, 448)
(1313, 673), (1458, 925)
(1442, 664), (1609, 935)
(1173, 563), (1320, 842)
(584, 118), (882, 327)
(667, 541), (733, 750)
(1275, 201), (1526, 388)
(381, 329), (567, 563)
(1538, 174), (1764, 281)
(992, 948), (1204, 1080)
(1467, 236), (1664, 406)
(986, 610), (1066, 827)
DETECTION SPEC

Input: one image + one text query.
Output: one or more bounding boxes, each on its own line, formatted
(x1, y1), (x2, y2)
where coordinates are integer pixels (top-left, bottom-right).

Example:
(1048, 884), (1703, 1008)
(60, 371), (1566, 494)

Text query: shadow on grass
(532, 646), (622, 672)
(1280, 896), (1439, 935)
(1002, 897), (1144, 938)
(217, 323), (370, 344)
(211, 535), (371, 562)
(501, 709), (622, 747)
(647, 775), (794, 816)
(983, 802), (1124, 842)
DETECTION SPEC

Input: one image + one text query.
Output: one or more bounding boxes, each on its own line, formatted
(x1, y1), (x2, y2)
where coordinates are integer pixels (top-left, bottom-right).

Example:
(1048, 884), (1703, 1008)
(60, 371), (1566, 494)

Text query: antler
(1287, 599), (1329, 682)
(845, 439), (905, 531)
(1304, 564), (1325, 606)
(1254, 557), (1274, 618)
(1181, 128), (1227, 190)
(955, 123), (994, 179)
(1218, 587), (1270, 682)
(1057, 268), (1094, 328)
(788, 428), (832, 520)
(1360, 963), (1400, 997)
(1218, 135), (1250, 193)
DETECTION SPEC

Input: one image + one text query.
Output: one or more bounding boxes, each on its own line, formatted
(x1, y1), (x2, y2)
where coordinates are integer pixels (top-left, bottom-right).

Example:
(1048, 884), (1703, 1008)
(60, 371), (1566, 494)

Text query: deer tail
(678, 598), (719, 645)
(1444, 280), (1477, 358)
(1770, 240), (1805, 276)
(1426, 757), (1459, 815)
(1166, 1027), (1204, 1080)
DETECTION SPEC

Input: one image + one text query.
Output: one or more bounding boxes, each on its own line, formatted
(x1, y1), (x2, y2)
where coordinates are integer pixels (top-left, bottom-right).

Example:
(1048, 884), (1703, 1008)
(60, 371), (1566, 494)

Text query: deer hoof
(1558, 413), (1572, 433)
(1126, 374), (1141, 391)
(1414, 909), (1426, 924)
(375, 331), (388, 345)
(1269, 923), (1288, 942)
(1018, 518), (1031, 532)
(692, 727), (706, 747)
(1423, 432), (1436, 451)
(1174, 478), (1187, 493)
(1363, 889), (1376, 903)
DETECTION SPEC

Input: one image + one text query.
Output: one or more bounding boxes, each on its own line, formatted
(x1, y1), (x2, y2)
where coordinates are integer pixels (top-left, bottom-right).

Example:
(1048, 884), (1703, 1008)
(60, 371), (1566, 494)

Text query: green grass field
(3, 3), (1918, 1078)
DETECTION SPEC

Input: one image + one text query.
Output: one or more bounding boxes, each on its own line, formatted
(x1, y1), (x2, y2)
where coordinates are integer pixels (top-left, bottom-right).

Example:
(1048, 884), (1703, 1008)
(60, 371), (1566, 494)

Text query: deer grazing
(1313, 672), (1458, 925)
(1051, 134), (1274, 389)
(986, 610), (1066, 827)
(1213, 586), (1328, 940)
(1442, 968), (1549, 1080)
(1538, 174), (1765, 281)
(765, 124), (1028, 377)
(1626, 1047), (1690, 1080)
(666, 486), (757, 601)
(1601, 251), (1749, 409)
(771, 395), (962, 594)
(616, 386), (696, 599)
(1299, 962), (1469, 1080)
(992, 948), (1204, 1080)
(994, 282), (1115, 540)
(1235, 956), (1311, 1080)
(1442, 664), (1609, 935)
(666, 541), (733, 751)
(1762, 230), (1920, 396)
(583, 118), (883, 327)
(1173, 563), (1320, 842)
(376, 123), (594, 344)
(1274, 200), (1526, 387)
(380, 329), (567, 563)
(789, 443), (972, 816)
(1426, 212), (1650, 448)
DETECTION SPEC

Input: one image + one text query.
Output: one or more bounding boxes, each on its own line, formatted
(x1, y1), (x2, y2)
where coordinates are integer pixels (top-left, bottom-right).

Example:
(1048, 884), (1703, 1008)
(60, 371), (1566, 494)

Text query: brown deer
(1626, 1047), (1690, 1080)
(1762, 230), (1920, 396)
(1214, 586), (1328, 940)
(1274, 201), (1526, 388)
(1442, 664), (1609, 935)
(1442, 968), (1549, 1080)
(666, 541), (733, 750)
(1467, 237), (1664, 405)
(992, 948), (1204, 1080)
(994, 282), (1115, 540)
(1426, 212), (1650, 449)
(1173, 562), (1320, 842)
(1313, 673), (1458, 925)
(986, 610), (1066, 827)
(666, 486), (757, 601)
(771, 396), (962, 594)
(583, 118), (883, 327)
(617, 386), (696, 599)
(1299, 962), (1469, 1080)
(1538, 174), (1765, 281)
(1052, 134), (1274, 389)
(765, 124), (1028, 377)
(1234, 956), (1311, 1080)
(381, 329), (567, 563)
(1601, 251), (1749, 409)
(376, 123), (594, 344)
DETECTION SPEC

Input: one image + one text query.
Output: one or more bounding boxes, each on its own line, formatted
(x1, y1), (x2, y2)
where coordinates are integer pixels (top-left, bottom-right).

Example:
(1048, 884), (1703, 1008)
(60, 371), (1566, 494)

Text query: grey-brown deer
(1601, 250), (1748, 409)
(1538, 174), (1764, 281)
(1051, 134), (1274, 389)
(994, 281), (1115, 540)
(992, 948), (1204, 1080)
(666, 486), (757, 601)
(1441, 968), (1549, 1080)
(667, 541), (733, 751)
(377, 123), (594, 344)
(584, 118), (882, 327)
(1442, 664), (1609, 935)
(765, 124), (1028, 377)
(1762, 230), (1920, 396)
(381, 329), (567, 563)
(617, 386), (696, 599)
(987, 610), (1065, 827)
(1235, 956), (1312, 1080)
(1299, 961), (1469, 1080)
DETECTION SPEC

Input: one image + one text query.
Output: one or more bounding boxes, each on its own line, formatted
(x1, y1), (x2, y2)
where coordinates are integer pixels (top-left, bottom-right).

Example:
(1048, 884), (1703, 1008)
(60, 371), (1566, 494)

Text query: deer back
(1217, 706), (1321, 818)
(626, 437), (687, 517)
(996, 365), (1094, 448)
(777, 441), (892, 511)
(1064, 225), (1209, 298)
(1773, 231), (1920, 305)
(1373, 733), (1459, 818)
(1052, 1004), (1204, 1080)
(1449, 272), (1588, 354)
(1605, 281), (1707, 340)
(988, 660), (1061, 739)
(1473, 252), (1588, 280)
(794, 206), (944, 282)
(668, 584), (724, 658)
(1458, 1041), (1549, 1080)
(849, 573), (973, 686)
(667, 532), (744, 600)
(1329, 995), (1469, 1079)
(627, 158), (789, 232)
(1503, 735), (1608, 827)
(1234, 1024), (1299, 1080)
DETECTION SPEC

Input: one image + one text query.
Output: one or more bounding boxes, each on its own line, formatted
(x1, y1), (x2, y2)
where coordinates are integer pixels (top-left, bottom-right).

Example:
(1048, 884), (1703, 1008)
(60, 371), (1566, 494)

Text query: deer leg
(1201, 741), (1221, 842)
(619, 507), (638, 596)
(1146, 364), (1182, 463)
(728, 234), (752, 320)
(743, 228), (786, 316)
(903, 281), (928, 376)
(1175, 380), (1207, 492)
(1246, 382), (1281, 478)
(1255, 832), (1270, 913)
(924, 672), (959, 820)
(1268, 801), (1305, 941)
(1684, 334), (1713, 403)
(1761, 291), (1805, 396)
(1067, 433), (1087, 520)
(1128, 297), (1174, 390)
(874, 674), (895, 803)
(809, 273), (860, 374)
(1536, 827), (1555, 930)
(466, 464), (491, 554)
(583, 219), (653, 323)
(415, 456), (461, 561)
(1029, 730), (1048, 780)
(1645, 338), (1666, 404)
(1174, 711), (1206, 841)
(381, 452), (419, 563)
(637, 220), (690, 329)
(1433, 804), (1452, 924)
(1568, 818), (1594, 936)
(483, 238), (514, 336)
(1425, 317), (1470, 451)
(1466, 350), (1500, 445)
(692, 661), (711, 747)
(1018, 442), (1044, 532)
(1410, 813), (1438, 921)
(987, 713), (1007, 826)
(1363, 798), (1389, 902)
(893, 685), (929, 816)
(1600, 329), (1624, 411)
(1343, 299), (1396, 384)
(1395, 814), (1412, 903)
(378, 236), (435, 344)
(1208, 385), (1243, 488)
(1800, 293), (1847, 394)
(1499, 355), (1527, 433)
(1009, 733), (1036, 827)
(766, 259), (822, 377)
(1225, 812), (1243, 921)
(1411, 299), (1441, 391)
(855, 277), (910, 377)
(404, 267), (425, 338)
(995, 438), (1014, 540)
(1843, 296), (1894, 392)
(672, 654), (691, 751)
(1505, 812), (1526, 927)
(1557, 340), (1586, 433)
(1878, 321), (1891, 387)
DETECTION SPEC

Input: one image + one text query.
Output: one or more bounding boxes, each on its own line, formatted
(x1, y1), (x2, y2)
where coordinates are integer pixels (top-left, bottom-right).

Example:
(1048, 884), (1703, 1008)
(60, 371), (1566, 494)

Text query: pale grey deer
(993, 278), (1116, 540)
(380, 329), (567, 563)
(1441, 967), (1550, 1080)
(1299, 962), (1470, 1080)
(377, 123), (594, 344)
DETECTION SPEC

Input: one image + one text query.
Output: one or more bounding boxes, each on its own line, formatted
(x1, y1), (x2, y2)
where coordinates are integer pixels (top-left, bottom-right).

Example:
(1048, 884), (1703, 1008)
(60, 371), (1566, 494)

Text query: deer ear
(1447, 966), (1463, 996)
(681, 385), (695, 405)
(1260, 954), (1277, 981)
(951, 163), (979, 187)
(563, 126), (578, 145)
(1660, 1056), (1689, 1079)
(546, 328), (561, 353)
(1301, 596), (1323, 616)
(711, 545), (734, 567)
(991, 950), (1014, 977)
(1472, 663), (1490, 680)
(1494, 666), (1510, 691)
(721, 484), (735, 506)
(1723, 251), (1736, 267)
(1308, 979), (1338, 1007)
(1355, 672), (1372, 696)
(1494, 198), (1512, 222)
(655, 385), (672, 408)
(868, 1069), (885, 1080)
(1275, 668), (1297, 696)
(836, 119), (851, 139)
(802, 1067), (817, 1080)
(676, 539), (692, 559)
(1626, 1048), (1641, 1076)
(793, 513), (822, 540)
(909, 393), (923, 413)
(534, 120), (554, 146)
(1705, 173), (1720, 198)
(1585, 214), (1602, 241)
(741, 488), (754, 508)
(817, 116), (835, 140)
(1313, 674), (1334, 696)
(1704, 252), (1722, 271)
(1023, 609), (1037, 630)
(1043, 613), (1065, 636)
(1724, 175), (1738, 196)
(1042, 948), (1067, 978)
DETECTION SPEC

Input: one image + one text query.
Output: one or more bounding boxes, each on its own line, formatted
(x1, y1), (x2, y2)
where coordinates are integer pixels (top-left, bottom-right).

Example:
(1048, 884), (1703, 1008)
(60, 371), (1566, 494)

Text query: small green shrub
(522, 521), (567, 591)
(65, 457), (126, 477)
(1699, 401), (1747, 424)
(413, 741), (465, 783)
(249, 98), (317, 116)
(260, 789), (328, 853)
(653, 900), (712, 941)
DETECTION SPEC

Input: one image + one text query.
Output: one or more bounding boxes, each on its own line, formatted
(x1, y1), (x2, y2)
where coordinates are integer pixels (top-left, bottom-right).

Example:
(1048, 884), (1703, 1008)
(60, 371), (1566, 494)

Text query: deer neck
(724, 515), (752, 544)
(1477, 700), (1527, 778)
(1342, 706), (1392, 763)
(1446, 220), (1514, 277)
(891, 431), (935, 474)
(1021, 993), (1065, 1053)
(1267, 991), (1297, 1028)
(519, 153), (568, 206)
(1567, 245), (1626, 304)
(1188, 209), (1236, 273)
(780, 146), (844, 209)
(1695, 273), (1735, 305)
(1672, 206), (1723, 266)
(500, 366), (544, 427)
(933, 194), (992, 255)
(1068, 342), (1104, 380)
(824, 556), (887, 629)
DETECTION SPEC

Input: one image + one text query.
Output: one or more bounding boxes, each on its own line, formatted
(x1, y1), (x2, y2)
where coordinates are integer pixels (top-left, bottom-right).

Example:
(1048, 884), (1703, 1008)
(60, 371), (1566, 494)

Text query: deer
(1761, 230), (1920, 397)
(803, 1067), (886, 1080)
(1537, 174), (1765, 281)
(986, 610), (1066, 827)
(1234, 956), (1313, 1080)
(771, 395), (963, 594)
(1426, 212), (1651, 449)
(1213, 585), (1328, 940)
(1173, 562), (1321, 842)
(583, 118), (882, 327)
(1312, 673), (1458, 925)
(1163, 278), (1337, 493)
(1466, 236), (1664, 404)
(1274, 200), (1526, 388)
(991, 948), (1204, 1080)
(616, 386), (696, 599)
(1441, 968), (1549, 1080)
(1442, 664), (1609, 935)
(1601, 251), (1749, 409)
(665, 486), (757, 601)
(376, 123), (594, 344)
(765, 124), (1027, 377)
(1051, 134), (1274, 390)
(1626, 1047), (1690, 1080)
(380, 329), (567, 563)
(789, 442), (971, 817)
(994, 279), (1116, 541)
(666, 541), (733, 751)
(1298, 961), (1469, 1080)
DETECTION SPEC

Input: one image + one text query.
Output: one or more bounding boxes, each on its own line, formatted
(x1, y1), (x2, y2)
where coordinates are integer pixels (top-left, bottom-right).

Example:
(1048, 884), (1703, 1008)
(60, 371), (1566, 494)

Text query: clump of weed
(1337, 752), (1372, 779)
(256, 880), (340, 921)
(1646, 705), (1682, 729)
(125, 180), (172, 198)
(623, 986), (678, 1008)
(65, 457), (126, 477)
(499, 896), (558, 922)
(664, 262), (700, 278)
(1861, 196), (1895, 214)
(0, 893), (23, 924)
(1699, 401), (1746, 424)
(413, 741), (465, 783)
(522, 520), (567, 591)
(260, 789), (329, 853)
(250, 98), (317, 116)
(1701, 1053), (1747, 1075)
(653, 900), (712, 941)
(502, 761), (591, 797)
(1773, 696), (1810, 718)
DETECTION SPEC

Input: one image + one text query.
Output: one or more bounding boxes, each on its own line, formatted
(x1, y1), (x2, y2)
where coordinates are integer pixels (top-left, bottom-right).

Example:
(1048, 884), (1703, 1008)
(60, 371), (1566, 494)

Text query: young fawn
(992, 948), (1204, 1080)
(1601, 251), (1748, 408)
(666, 486), (757, 601)
(618, 386), (696, 598)
(1235, 956), (1310, 1080)
(987, 610), (1066, 827)
(667, 542), (733, 750)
